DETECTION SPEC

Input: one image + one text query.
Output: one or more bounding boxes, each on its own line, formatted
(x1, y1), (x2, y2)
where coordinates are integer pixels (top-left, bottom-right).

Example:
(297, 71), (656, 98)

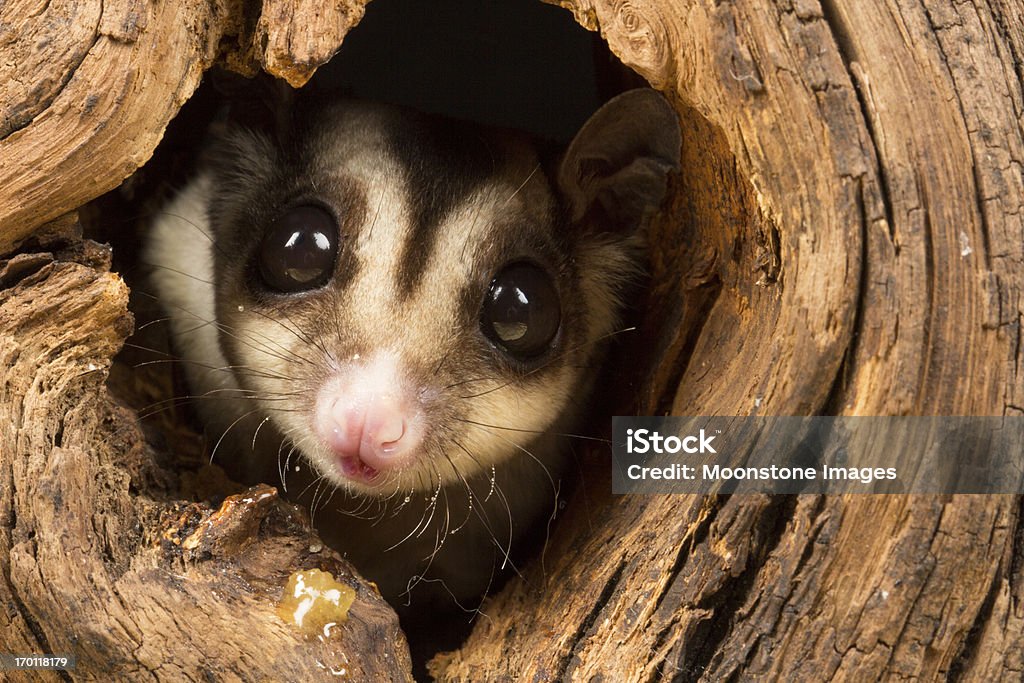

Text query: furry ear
(557, 89), (681, 232)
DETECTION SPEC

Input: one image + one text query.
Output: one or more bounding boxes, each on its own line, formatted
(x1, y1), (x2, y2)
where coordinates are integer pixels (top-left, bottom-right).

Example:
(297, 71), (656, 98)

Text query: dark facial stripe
(385, 113), (498, 297)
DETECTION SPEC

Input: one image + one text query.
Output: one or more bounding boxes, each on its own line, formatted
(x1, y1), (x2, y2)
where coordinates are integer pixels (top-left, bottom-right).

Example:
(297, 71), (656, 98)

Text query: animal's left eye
(481, 261), (561, 360)
(258, 205), (339, 292)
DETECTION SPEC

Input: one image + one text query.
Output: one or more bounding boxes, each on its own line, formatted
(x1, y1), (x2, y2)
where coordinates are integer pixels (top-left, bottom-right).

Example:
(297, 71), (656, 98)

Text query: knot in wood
(603, 0), (673, 90)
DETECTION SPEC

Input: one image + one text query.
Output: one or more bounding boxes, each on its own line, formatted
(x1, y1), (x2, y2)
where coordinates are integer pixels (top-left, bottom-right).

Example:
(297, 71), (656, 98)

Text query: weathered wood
(0, 218), (412, 680)
(3, 0), (1023, 679)
(0, 0), (368, 254)
(434, 0), (1024, 679)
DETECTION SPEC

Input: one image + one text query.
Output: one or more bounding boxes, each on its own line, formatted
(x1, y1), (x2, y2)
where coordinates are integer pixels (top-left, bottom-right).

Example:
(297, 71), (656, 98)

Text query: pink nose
(316, 388), (423, 481)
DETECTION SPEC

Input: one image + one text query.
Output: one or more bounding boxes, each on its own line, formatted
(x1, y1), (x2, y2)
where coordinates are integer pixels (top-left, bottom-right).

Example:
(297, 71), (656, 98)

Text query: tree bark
(2, 0), (1023, 680)
(0, 218), (412, 679)
(436, 0), (1024, 679)
(0, 0), (366, 254)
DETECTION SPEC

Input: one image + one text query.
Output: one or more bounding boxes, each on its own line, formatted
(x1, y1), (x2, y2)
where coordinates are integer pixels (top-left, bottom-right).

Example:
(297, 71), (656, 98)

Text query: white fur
(143, 175), (253, 461)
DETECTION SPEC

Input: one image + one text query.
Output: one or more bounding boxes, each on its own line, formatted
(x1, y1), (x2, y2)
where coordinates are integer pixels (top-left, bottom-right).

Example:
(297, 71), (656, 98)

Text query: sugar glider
(144, 87), (681, 605)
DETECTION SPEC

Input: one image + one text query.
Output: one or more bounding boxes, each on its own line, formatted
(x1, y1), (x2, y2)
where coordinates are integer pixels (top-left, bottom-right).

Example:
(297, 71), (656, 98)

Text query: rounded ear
(557, 88), (681, 231)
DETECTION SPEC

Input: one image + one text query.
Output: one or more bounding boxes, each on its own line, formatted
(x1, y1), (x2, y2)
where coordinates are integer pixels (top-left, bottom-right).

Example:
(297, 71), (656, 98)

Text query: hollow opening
(82, 0), (715, 674)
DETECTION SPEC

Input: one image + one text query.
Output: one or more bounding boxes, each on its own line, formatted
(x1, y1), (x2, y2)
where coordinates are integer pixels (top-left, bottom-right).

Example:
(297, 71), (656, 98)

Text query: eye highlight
(481, 261), (561, 360)
(258, 205), (339, 292)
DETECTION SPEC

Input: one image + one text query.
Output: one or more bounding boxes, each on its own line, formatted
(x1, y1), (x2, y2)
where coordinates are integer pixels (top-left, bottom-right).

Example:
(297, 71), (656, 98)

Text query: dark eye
(481, 261), (561, 360)
(258, 205), (338, 292)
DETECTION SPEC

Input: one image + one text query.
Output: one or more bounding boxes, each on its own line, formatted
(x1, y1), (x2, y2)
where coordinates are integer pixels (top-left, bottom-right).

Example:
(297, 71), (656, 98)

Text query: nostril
(366, 403), (406, 453)
(317, 396), (367, 458)
(358, 399), (424, 471)
(330, 397), (367, 440)
(363, 394), (407, 452)
(378, 420), (407, 453)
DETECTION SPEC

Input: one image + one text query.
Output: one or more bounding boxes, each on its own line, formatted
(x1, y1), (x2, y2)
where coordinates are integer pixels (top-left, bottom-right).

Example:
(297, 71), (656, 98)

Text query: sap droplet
(277, 569), (355, 638)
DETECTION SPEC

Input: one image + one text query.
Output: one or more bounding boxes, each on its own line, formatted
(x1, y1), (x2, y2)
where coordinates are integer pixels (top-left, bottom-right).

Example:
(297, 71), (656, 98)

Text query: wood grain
(0, 219), (412, 680)
(2, 0), (1023, 678)
(0, 0), (368, 254)
(435, 0), (1024, 679)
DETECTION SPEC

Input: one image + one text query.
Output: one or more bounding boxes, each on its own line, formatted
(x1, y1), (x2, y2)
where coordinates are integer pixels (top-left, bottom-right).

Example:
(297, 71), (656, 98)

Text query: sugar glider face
(148, 90), (681, 498)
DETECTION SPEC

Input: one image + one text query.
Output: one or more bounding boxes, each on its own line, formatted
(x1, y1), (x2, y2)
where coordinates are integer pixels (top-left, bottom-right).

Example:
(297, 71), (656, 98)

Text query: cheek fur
(223, 295), (584, 493)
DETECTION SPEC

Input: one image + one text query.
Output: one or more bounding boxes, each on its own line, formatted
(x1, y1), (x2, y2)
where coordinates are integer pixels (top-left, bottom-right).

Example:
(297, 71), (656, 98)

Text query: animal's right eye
(258, 205), (339, 292)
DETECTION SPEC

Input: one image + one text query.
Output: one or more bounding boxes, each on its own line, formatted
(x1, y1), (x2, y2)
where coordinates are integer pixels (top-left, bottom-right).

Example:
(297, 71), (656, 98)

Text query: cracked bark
(1, 0), (415, 678)
(436, 0), (1024, 679)
(0, 220), (413, 679)
(2, 0), (1023, 680)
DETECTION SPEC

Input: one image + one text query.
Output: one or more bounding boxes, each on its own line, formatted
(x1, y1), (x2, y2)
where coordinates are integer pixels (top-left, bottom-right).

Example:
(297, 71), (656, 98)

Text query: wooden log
(0, 217), (412, 679)
(435, 0), (1024, 679)
(2, 0), (1023, 679)
(0, 0), (368, 253)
